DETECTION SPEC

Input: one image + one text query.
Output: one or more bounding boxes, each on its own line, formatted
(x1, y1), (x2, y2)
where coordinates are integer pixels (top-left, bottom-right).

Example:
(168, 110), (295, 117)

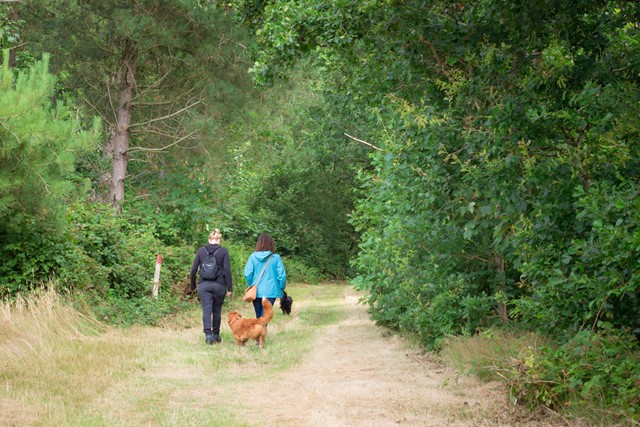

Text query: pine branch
(129, 99), (204, 128)
(128, 128), (200, 153)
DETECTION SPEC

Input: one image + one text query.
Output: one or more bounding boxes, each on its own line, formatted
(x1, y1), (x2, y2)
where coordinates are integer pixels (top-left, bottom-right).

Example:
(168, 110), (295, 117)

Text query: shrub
(511, 327), (640, 424)
(440, 328), (546, 382)
(512, 182), (640, 338)
(282, 257), (322, 284)
(82, 290), (190, 326)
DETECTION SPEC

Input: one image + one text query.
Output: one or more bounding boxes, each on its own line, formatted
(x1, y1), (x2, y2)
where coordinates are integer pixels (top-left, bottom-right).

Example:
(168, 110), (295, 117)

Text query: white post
(152, 254), (162, 299)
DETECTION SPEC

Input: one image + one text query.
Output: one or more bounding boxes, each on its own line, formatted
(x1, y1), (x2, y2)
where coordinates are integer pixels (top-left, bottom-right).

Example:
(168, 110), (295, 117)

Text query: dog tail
(258, 298), (274, 326)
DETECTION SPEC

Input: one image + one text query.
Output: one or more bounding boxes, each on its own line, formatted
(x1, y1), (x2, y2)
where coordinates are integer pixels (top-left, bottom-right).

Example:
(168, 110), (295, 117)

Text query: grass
(438, 329), (640, 426)
(439, 328), (546, 382)
(0, 286), (104, 371)
(0, 282), (349, 427)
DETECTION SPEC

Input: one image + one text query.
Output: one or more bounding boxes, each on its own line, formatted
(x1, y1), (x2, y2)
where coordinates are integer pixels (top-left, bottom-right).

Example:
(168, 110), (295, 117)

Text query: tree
(0, 50), (98, 223)
(17, 0), (251, 207)
(0, 2), (20, 67)
(233, 0), (640, 340)
(224, 67), (369, 276)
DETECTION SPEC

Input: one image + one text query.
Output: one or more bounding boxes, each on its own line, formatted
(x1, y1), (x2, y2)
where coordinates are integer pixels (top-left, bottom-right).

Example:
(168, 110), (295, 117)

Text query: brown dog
(227, 298), (274, 348)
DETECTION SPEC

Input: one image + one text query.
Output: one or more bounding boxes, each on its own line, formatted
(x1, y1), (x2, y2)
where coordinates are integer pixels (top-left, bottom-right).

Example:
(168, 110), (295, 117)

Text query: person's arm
(223, 249), (233, 295)
(276, 255), (287, 291)
(244, 255), (255, 286)
(190, 250), (201, 290)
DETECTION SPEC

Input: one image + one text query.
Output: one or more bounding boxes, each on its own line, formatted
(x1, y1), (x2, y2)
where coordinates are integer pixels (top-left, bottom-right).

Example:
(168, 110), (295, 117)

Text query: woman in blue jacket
(244, 233), (287, 318)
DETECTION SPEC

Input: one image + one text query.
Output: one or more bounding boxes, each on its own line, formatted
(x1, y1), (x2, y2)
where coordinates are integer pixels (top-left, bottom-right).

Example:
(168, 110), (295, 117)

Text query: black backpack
(199, 247), (222, 281)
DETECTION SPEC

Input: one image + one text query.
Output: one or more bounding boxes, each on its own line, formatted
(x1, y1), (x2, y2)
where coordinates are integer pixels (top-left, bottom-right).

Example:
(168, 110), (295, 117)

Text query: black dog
(280, 291), (293, 315)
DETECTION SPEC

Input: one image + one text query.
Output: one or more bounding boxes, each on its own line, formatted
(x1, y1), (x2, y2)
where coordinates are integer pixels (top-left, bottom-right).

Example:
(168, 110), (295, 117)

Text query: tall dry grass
(0, 286), (102, 371)
(0, 283), (349, 426)
(439, 328), (547, 383)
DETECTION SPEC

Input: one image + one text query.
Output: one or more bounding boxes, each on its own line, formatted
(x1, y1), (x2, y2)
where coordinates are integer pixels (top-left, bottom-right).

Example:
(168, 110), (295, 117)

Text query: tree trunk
(108, 40), (137, 208)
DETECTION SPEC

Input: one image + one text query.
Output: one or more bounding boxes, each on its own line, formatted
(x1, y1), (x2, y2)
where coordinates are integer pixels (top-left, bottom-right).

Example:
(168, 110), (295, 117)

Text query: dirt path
(228, 288), (559, 427)
(2, 285), (570, 426)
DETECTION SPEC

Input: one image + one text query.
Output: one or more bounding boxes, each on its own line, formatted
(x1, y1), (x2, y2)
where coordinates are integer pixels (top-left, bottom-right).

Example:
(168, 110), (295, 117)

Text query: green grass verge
(0, 282), (350, 426)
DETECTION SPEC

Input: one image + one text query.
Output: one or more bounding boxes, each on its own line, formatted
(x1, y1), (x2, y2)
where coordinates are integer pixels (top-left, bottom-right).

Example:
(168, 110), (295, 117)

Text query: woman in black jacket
(190, 228), (233, 344)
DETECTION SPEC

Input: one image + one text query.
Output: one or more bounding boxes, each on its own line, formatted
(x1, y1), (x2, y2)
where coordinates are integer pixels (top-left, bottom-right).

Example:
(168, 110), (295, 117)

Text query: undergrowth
(440, 327), (640, 426)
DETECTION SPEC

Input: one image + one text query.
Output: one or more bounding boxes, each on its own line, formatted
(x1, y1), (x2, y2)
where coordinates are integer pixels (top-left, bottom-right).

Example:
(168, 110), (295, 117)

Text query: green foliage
(0, 219), (95, 297)
(84, 290), (191, 326)
(238, 0), (640, 417)
(0, 50), (99, 296)
(1, 198), (197, 324)
(221, 64), (366, 277)
(0, 5), (34, 69)
(511, 327), (640, 423)
(512, 182), (640, 336)
(281, 257), (321, 284)
(123, 164), (230, 246)
(0, 50), (99, 228)
(0, 5), (18, 49)
(66, 201), (195, 300)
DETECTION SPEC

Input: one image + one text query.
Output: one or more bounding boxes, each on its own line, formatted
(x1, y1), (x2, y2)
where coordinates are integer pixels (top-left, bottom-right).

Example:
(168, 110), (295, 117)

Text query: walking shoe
(212, 334), (222, 344)
(205, 334), (214, 345)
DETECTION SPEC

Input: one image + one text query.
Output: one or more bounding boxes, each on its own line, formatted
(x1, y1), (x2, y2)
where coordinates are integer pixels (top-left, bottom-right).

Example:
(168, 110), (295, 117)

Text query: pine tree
(16, 1), (252, 207)
(0, 50), (99, 229)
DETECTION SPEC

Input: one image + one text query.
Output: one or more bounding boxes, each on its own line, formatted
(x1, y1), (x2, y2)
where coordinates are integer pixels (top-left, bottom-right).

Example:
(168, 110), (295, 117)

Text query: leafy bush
(83, 290), (191, 326)
(513, 182), (640, 337)
(0, 199), (197, 323)
(354, 272), (496, 349)
(281, 257), (322, 284)
(0, 216), (107, 297)
(511, 327), (640, 424)
(66, 202), (155, 298)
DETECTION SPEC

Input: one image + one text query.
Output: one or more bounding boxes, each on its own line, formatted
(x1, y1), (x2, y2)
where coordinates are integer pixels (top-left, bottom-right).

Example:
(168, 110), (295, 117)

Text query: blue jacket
(244, 251), (286, 298)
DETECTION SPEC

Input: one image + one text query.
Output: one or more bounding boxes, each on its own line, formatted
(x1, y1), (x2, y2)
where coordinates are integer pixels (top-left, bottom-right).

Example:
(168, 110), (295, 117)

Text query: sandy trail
(0, 285), (570, 426)
(230, 288), (560, 427)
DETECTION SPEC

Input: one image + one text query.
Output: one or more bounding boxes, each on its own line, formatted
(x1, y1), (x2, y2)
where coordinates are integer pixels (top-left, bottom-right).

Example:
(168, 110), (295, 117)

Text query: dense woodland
(1, 1), (639, 423)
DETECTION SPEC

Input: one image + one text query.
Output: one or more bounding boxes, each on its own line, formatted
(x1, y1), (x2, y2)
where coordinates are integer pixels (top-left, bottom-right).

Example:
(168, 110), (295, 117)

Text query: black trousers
(197, 281), (226, 335)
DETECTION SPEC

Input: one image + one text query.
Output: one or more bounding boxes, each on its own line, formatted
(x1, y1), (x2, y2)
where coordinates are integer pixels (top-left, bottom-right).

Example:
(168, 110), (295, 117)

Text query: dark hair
(255, 233), (275, 252)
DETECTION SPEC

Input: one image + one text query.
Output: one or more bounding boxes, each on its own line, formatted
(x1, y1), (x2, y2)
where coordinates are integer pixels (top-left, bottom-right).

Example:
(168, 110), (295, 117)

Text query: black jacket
(190, 244), (233, 292)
